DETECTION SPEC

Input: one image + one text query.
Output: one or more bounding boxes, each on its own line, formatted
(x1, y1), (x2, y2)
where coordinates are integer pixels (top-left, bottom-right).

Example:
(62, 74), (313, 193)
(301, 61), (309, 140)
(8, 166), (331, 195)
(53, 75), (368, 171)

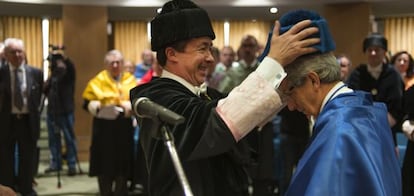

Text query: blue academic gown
(286, 91), (401, 196)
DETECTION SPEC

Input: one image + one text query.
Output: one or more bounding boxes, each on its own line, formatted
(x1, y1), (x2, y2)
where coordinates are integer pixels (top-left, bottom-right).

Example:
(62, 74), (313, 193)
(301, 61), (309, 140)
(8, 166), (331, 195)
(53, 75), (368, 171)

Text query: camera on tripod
(47, 44), (67, 78)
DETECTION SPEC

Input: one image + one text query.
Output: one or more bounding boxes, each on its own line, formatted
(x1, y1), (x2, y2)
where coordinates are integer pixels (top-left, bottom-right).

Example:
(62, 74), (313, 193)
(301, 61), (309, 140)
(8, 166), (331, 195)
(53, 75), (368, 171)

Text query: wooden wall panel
(63, 5), (108, 161)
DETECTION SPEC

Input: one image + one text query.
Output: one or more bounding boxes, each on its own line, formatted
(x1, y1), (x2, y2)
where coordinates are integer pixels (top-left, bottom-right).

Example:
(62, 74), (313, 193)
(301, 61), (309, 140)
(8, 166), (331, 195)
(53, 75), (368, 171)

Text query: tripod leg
(51, 115), (62, 188)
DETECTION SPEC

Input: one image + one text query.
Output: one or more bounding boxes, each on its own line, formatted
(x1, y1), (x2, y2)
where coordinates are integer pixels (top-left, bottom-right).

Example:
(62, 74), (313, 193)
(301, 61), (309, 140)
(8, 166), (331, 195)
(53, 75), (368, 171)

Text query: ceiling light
(270, 7), (278, 14)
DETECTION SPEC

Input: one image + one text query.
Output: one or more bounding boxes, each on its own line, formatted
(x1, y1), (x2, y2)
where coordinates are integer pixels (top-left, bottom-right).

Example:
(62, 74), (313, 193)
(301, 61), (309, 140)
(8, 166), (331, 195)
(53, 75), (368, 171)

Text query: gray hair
(284, 52), (341, 88)
(4, 38), (25, 52)
(104, 49), (123, 65)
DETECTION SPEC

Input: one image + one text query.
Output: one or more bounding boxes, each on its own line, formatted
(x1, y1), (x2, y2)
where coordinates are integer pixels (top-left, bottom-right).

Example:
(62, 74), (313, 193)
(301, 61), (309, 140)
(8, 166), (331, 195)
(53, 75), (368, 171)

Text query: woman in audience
(394, 51), (414, 196)
(391, 51), (414, 90)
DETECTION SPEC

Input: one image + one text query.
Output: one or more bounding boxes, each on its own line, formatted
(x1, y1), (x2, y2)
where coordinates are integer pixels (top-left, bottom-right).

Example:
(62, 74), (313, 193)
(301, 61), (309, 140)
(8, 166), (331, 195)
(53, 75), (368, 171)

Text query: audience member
(402, 84), (414, 196)
(396, 51), (414, 196)
(336, 54), (352, 81)
(208, 46), (234, 89)
(391, 51), (414, 90)
(278, 108), (310, 195)
(219, 34), (277, 195)
(205, 46), (220, 87)
(134, 49), (154, 81)
(123, 58), (145, 193)
(139, 55), (162, 85)
(123, 59), (136, 75)
(82, 49), (136, 196)
(347, 33), (404, 149)
(218, 35), (259, 93)
(130, 0), (320, 195)
(278, 10), (401, 196)
(43, 52), (78, 176)
(0, 38), (43, 196)
(215, 46), (238, 73)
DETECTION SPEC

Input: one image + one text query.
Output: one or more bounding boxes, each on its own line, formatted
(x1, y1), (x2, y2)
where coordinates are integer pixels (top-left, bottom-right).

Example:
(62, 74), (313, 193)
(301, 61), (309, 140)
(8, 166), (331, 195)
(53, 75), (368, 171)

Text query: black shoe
(67, 168), (77, 176)
(44, 167), (60, 173)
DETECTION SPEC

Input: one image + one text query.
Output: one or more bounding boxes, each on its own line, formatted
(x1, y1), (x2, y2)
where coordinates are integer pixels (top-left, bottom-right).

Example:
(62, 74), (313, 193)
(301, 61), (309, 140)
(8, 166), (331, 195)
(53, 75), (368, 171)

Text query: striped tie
(14, 68), (23, 110)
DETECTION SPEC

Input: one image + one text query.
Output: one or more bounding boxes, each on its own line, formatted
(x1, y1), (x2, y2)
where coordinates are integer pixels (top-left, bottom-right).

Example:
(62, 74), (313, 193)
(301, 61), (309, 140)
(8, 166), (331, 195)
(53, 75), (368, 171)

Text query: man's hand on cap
(268, 19), (320, 66)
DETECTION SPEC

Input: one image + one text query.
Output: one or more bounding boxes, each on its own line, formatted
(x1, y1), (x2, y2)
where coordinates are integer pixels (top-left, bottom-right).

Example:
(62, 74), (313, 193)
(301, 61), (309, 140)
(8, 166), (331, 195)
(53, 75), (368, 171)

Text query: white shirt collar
(309, 82), (352, 132)
(161, 70), (206, 96)
(10, 64), (23, 71)
(319, 81), (353, 114)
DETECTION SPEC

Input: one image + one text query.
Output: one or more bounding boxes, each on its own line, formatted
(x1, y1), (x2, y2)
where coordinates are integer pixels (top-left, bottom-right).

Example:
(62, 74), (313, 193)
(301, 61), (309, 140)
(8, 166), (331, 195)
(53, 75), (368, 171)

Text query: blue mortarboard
(258, 9), (336, 62)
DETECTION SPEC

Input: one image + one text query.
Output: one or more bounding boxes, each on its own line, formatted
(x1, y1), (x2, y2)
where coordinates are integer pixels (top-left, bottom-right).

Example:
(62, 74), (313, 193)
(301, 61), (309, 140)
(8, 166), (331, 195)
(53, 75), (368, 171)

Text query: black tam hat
(363, 33), (387, 52)
(150, 0), (216, 51)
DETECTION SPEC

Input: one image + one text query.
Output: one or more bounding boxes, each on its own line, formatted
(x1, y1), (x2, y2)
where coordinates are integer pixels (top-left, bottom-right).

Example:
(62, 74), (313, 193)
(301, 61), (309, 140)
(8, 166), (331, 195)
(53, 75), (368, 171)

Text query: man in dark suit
(0, 38), (43, 196)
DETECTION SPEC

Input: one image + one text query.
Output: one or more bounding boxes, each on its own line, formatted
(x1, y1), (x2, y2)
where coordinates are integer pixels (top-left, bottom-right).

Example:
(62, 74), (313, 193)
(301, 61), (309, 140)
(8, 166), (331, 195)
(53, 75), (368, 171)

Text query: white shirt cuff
(216, 72), (284, 141)
(256, 57), (287, 89)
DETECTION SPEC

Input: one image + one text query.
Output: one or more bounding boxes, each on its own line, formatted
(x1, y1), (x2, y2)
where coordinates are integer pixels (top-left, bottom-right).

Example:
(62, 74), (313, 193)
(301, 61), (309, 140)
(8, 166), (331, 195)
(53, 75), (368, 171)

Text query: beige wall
(63, 5), (108, 161)
(323, 3), (371, 69)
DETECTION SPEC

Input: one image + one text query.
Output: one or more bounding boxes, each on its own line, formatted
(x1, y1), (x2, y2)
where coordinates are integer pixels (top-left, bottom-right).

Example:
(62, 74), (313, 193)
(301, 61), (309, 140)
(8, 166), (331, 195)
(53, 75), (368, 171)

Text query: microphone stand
(134, 97), (191, 195)
(159, 124), (193, 196)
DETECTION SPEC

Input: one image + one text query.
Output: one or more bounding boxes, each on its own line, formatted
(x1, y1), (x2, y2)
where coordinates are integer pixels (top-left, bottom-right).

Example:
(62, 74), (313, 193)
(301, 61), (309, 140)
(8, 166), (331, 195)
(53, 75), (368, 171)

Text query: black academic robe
(81, 71), (135, 178)
(402, 85), (414, 196)
(130, 78), (251, 196)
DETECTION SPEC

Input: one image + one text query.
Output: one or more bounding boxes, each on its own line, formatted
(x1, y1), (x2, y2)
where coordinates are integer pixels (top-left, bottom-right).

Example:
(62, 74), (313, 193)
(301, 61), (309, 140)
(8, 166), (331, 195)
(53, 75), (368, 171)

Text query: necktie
(14, 68), (24, 110)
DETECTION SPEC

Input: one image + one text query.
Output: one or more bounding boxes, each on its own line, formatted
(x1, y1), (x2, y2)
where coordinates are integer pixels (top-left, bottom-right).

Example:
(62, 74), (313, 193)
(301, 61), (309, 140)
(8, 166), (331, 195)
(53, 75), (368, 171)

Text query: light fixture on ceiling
(270, 7), (278, 14)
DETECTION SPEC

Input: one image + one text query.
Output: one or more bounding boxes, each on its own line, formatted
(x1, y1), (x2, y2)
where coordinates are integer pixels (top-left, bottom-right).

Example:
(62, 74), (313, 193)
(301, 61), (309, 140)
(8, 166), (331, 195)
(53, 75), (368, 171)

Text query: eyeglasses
(282, 85), (296, 97)
(280, 75), (309, 97)
(108, 60), (122, 65)
(7, 49), (24, 55)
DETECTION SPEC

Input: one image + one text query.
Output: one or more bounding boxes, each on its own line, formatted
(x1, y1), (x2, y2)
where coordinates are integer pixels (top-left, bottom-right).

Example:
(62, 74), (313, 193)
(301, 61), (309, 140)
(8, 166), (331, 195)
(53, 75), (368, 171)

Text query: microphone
(133, 97), (185, 125)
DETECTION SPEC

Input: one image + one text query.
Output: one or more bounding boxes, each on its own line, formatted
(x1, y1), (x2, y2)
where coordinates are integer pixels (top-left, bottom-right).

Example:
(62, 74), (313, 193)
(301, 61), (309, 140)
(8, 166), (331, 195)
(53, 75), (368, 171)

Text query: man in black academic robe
(130, 0), (321, 195)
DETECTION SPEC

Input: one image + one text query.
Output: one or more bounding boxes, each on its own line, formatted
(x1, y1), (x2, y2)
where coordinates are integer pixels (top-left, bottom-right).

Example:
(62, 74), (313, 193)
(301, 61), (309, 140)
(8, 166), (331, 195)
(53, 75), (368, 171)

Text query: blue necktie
(14, 68), (23, 110)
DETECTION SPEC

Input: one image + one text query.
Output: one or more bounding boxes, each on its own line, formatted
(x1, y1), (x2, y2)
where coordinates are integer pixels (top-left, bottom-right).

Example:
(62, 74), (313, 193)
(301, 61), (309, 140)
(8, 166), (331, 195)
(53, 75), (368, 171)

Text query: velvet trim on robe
(286, 91), (401, 196)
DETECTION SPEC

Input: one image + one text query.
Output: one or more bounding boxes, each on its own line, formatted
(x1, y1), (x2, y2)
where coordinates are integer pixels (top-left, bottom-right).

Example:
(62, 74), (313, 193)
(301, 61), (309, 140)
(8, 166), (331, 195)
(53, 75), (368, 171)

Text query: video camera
(47, 44), (65, 63)
(47, 44), (71, 78)
(47, 44), (65, 68)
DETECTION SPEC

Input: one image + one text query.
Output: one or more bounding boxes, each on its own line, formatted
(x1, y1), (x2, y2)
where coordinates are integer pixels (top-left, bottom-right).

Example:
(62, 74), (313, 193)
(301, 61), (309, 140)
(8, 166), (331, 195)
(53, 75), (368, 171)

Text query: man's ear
(308, 72), (320, 87)
(165, 47), (178, 63)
